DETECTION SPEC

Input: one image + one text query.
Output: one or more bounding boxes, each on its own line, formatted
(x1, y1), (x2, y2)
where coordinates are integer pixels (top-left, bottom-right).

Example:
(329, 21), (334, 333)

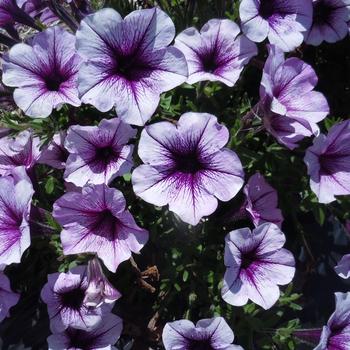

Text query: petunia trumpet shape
(84, 257), (121, 308)
(305, 0), (350, 46)
(260, 45), (329, 149)
(0, 130), (41, 175)
(162, 317), (244, 350)
(47, 313), (123, 350)
(314, 292), (350, 349)
(335, 254), (350, 279)
(243, 173), (283, 228)
(2, 26), (81, 118)
(0, 167), (34, 266)
(38, 132), (68, 170)
(41, 266), (107, 333)
(76, 7), (188, 126)
(239, 0), (313, 52)
(64, 117), (136, 187)
(132, 112), (244, 226)
(222, 223), (295, 310)
(53, 184), (149, 272)
(174, 19), (257, 86)
(0, 271), (20, 322)
(304, 120), (350, 203)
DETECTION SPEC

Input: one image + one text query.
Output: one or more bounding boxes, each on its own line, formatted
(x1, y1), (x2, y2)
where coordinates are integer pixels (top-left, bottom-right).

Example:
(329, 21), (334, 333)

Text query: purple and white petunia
(38, 132), (68, 170)
(243, 173), (283, 228)
(304, 120), (350, 203)
(47, 313), (123, 350)
(132, 112), (244, 226)
(64, 117), (136, 187)
(2, 26), (81, 118)
(53, 184), (149, 272)
(0, 167), (34, 266)
(222, 223), (295, 310)
(84, 257), (121, 308)
(335, 254), (350, 279)
(239, 0), (313, 52)
(162, 317), (244, 350)
(41, 266), (107, 333)
(0, 130), (41, 175)
(76, 7), (188, 126)
(174, 19), (257, 86)
(0, 271), (20, 322)
(260, 45), (329, 149)
(305, 0), (350, 46)
(314, 292), (350, 349)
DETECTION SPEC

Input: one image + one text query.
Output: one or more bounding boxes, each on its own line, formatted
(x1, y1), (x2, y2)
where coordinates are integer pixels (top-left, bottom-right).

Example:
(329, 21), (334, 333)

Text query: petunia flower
(64, 117), (136, 187)
(243, 173), (283, 228)
(76, 7), (188, 126)
(304, 120), (350, 203)
(0, 0), (40, 36)
(305, 0), (350, 46)
(174, 19), (257, 86)
(259, 45), (329, 149)
(132, 112), (244, 226)
(0, 167), (34, 266)
(84, 257), (121, 308)
(162, 317), (244, 350)
(53, 184), (149, 272)
(47, 313), (123, 350)
(38, 132), (68, 170)
(221, 223), (295, 310)
(239, 0), (313, 52)
(2, 26), (81, 118)
(314, 292), (350, 349)
(335, 254), (350, 279)
(41, 266), (108, 333)
(0, 129), (41, 175)
(0, 271), (20, 322)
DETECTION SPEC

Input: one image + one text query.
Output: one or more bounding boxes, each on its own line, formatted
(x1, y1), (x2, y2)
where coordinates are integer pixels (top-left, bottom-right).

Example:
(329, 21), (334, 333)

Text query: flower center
(60, 287), (85, 310)
(201, 52), (217, 73)
(241, 251), (257, 269)
(318, 153), (338, 175)
(67, 329), (91, 349)
(259, 0), (276, 19)
(92, 209), (120, 241)
(173, 151), (204, 174)
(188, 339), (213, 350)
(313, 0), (332, 24)
(44, 74), (65, 92)
(113, 54), (150, 81)
(94, 146), (116, 164)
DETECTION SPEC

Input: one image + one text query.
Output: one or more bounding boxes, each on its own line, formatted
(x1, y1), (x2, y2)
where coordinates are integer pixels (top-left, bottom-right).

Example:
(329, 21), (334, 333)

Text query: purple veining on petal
(40, 266), (109, 333)
(175, 19), (257, 86)
(162, 317), (244, 350)
(47, 312), (123, 350)
(240, 0), (313, 52)
(260, 44), (329, 149)
(132, 112), (244, 226)
(52, 184), (149, 272)
(222, 223), (295, 310)
(314, 292), (350, 350)
(0, 166), (34, 266)
(64, 117), (136, 187)
(2, 26), (82, 118)
(243, 172), (283, 228)
(305, 0), (350, 46)
(304, 120), (350, 204)
(0, 129), (41, 175)
(76, 7), (188, 126)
